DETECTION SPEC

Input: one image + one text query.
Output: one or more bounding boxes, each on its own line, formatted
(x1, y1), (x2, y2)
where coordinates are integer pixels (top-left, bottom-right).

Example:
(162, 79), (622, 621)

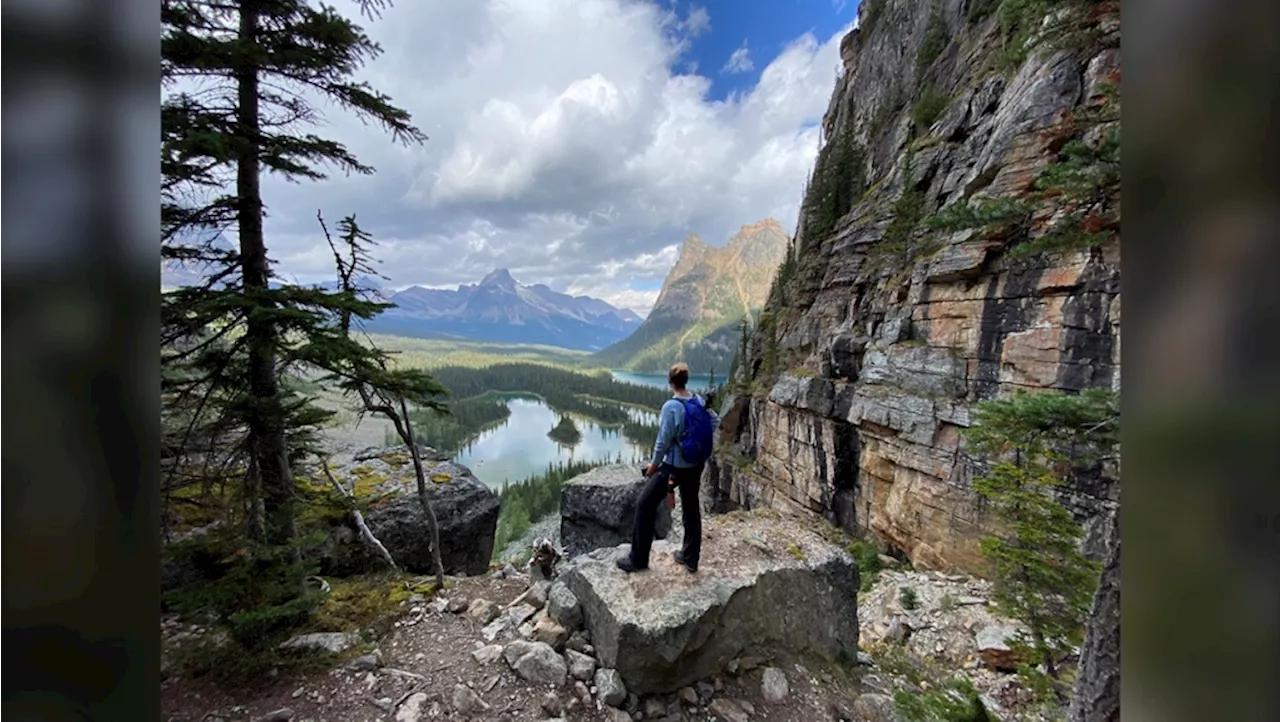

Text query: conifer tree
(161, 0), (427, 548)
(963, 388), (1119, 702)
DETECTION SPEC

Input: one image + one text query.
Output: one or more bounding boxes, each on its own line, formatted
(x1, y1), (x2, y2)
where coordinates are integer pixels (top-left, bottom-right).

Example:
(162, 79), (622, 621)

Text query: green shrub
(913, 86), (948, 136)
(846, 539), (885, 593)
(900, 586), (921, 611)
(895, 677), (994, 721)
(967, 0), (1003, 23)
(939, 593), (957, 612)
(164, 542), (324, 652)
(915, 10), (950, 83)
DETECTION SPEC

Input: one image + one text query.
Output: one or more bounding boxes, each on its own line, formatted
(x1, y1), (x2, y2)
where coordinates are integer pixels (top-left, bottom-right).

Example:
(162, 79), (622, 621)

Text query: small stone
(739, 700), (755, 715)
(695, 680), (715, 699)
(481, 619), (507, 642)
(852, 693), (898, 722)
(507, 603), (538, 628)
(452, 683), (488, 715)
(679, 687), (699, 706)
(546, 583), (583, 631)
(527, 580), (551, 610)
(857, 651), (874, 666)
(373, 697), (394, 713)
(408, 593), (426, 604)
(564, 631), (591, 654)
(594, 668), (628, 707)
(502, 640), (567, 686)
(291, 687), (305, 699)
(708, 699), (750, 722)
(349, 651), (382, 671)
(606, 710), (632, 722)
(564, 648), (596, 681)
(472, 644), (503, 665)
(532, 616), (569, 650)
(279, 632), (360, 654)
(539, 691), (563, 717)
(761, 667), (789, 702)
(254, 708), (293, 722)
(445, 597), (470, 614)
(976, 625), (1024, 671)
(574, 680), (591, 704)
(468, 599), (500, 624)
(738, 655), (765, 673)
(643, 698), (665, 717)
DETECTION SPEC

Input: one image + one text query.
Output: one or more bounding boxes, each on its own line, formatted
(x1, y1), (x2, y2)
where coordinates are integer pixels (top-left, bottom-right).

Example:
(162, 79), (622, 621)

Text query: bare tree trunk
(400, 396), (445, 589)
(245, 440), (265, 542)
(237, 0), (296, 552)
(323, 462), (399, 573)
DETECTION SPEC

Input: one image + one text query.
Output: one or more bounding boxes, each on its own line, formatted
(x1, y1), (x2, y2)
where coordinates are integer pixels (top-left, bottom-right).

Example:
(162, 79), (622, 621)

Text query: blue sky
(674, 0), (858, 102)
(249, 0), (857, 316)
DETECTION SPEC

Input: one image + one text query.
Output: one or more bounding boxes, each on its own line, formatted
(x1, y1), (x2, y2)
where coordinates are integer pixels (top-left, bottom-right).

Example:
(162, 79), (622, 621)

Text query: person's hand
(645, 463), (658, 478)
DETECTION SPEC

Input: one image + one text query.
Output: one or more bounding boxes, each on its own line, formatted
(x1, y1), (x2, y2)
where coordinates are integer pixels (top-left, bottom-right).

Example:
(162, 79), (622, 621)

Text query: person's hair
(668, 362), (690, 391)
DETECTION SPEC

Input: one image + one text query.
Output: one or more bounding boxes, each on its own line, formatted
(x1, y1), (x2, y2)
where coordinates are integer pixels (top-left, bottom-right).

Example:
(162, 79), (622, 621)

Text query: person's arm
(650, 401), (677, 468)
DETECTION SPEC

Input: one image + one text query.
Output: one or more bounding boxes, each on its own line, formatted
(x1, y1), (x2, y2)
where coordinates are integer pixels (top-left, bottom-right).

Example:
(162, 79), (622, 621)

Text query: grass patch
(310, 574), (436, 637)
(786, 543), (808, 562)
(846, 539), (886, 593)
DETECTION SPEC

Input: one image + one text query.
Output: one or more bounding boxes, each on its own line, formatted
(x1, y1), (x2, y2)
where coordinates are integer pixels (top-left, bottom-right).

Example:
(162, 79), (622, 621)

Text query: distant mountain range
(591, 218), (789, 374)
(364, 269), (643, 351)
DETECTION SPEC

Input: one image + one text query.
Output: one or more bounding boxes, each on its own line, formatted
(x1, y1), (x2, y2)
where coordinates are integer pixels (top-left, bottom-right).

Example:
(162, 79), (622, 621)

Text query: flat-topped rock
(316, 447), (499, 576)
(559, 510), (859, 694)
(560, 465), (671, 557)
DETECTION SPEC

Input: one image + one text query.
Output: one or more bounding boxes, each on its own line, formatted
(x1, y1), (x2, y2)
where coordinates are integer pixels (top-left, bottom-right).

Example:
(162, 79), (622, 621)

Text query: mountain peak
(479, 268), (517, 289)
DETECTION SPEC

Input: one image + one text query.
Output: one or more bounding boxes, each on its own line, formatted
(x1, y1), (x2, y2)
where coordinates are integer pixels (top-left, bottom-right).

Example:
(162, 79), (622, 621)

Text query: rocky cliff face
(707, 0), (1121, 575)
(594, 219), (789, 373)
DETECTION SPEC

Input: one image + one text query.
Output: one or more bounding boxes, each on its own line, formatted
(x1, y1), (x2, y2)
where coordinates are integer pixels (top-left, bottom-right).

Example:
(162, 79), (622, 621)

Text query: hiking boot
(673, 551), (698, 573)
(616, 557), (646, 573)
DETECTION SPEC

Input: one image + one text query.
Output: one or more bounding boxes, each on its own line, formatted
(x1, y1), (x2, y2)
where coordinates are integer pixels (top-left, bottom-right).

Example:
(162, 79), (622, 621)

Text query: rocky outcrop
(708, 0), (1121, 575)
(1068, 513), (1120, 722)
(558, 510), (859, 695)
(317, 447), (500, 576)
(560, 465), (671, 557)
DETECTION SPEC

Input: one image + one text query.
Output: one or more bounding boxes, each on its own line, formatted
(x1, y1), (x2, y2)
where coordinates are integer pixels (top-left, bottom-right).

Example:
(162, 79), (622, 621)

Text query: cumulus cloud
(722, 41), (754, 74)
(253, 0), (850, 314)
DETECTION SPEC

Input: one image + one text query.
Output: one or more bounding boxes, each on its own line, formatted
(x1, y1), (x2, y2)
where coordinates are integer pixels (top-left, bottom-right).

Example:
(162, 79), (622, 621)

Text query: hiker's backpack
(678, 396), (715, 466)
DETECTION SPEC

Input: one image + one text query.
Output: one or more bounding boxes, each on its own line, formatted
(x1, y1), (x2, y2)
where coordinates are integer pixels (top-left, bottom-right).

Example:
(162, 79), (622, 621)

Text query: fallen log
(323, 461), (400, 573)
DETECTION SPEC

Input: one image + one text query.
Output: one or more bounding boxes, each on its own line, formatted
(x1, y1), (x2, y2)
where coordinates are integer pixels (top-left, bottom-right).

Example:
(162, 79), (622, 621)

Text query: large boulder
(560, 465), (671, 556)
(559, 510), (859, 695)
(317, 448), (499, 576)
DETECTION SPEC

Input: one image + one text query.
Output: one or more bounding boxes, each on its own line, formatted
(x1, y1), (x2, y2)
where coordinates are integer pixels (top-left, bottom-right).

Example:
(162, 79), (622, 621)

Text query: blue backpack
(678, 396), (715, 466)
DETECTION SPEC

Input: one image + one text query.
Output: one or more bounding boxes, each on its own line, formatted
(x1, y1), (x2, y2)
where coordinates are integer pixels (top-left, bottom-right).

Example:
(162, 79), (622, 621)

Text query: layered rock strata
(707, 0), (1121, 574)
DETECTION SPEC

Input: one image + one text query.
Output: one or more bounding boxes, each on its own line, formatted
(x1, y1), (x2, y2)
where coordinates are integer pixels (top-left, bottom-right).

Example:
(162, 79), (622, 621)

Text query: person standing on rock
(618, 362), (718, 574)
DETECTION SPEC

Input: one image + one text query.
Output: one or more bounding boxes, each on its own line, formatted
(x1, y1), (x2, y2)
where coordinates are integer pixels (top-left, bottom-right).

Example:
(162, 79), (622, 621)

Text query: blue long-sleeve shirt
(651, 394), (720, 468)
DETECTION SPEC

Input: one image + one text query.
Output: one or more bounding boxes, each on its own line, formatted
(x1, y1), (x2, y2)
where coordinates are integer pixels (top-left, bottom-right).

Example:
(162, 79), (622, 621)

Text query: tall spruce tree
(963, 388), (1119, 703)
(161, 0), (427, 548)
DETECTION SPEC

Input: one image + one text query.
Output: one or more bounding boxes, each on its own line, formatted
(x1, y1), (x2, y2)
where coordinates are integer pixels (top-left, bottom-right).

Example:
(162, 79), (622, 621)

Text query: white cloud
(251, 0), (850, 306)
(722, 41), (754, 74)
(682, 5), (711, 37)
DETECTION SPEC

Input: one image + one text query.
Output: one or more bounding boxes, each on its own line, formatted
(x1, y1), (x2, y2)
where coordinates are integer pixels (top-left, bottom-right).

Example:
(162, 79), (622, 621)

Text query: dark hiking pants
(629, 462), (703, 569)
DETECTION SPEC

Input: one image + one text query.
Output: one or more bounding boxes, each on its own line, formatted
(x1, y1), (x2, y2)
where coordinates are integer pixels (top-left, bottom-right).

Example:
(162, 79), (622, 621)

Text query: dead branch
(323, 461), (400, 573)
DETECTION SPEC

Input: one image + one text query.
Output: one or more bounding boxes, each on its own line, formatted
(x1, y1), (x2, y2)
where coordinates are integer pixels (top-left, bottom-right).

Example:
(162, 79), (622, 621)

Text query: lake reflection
(455, 395), (652, 489)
